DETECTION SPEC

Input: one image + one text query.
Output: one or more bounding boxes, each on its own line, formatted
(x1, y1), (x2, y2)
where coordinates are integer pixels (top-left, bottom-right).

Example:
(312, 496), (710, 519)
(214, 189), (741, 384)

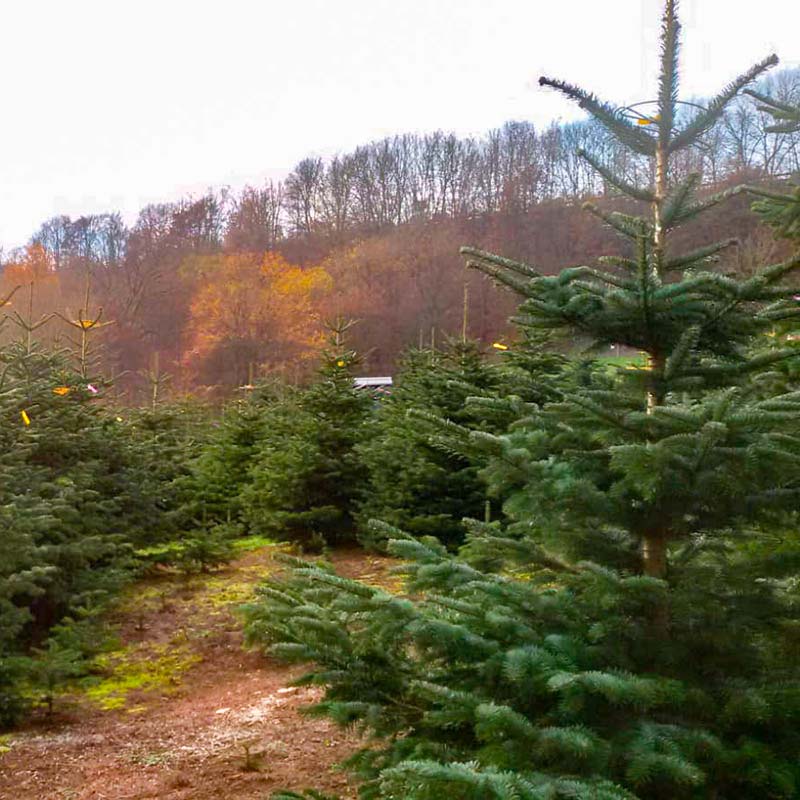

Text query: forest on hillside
(1, 67), (799, 400)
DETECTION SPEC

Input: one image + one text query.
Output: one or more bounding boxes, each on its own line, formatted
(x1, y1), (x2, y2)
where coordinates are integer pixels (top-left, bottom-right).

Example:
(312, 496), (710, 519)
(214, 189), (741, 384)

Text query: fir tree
(356, 340), (501, 547)
(0, 339), (131, 725)
(0, 322), (183, 725)
(246, 4), (800, 797)
(242, 320), (372, 545)
(179, 384), (283, 532)
(356, 335), (570, 548)
(122, 400), (209, 546)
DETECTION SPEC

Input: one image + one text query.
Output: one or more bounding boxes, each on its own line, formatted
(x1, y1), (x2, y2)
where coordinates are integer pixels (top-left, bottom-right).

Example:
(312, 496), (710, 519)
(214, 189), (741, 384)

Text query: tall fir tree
(245, 4), (800, 797)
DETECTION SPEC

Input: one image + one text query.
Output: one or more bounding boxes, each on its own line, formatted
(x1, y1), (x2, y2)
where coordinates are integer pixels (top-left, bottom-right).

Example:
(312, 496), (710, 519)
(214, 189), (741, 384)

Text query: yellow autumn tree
(182, 251), (332, 388)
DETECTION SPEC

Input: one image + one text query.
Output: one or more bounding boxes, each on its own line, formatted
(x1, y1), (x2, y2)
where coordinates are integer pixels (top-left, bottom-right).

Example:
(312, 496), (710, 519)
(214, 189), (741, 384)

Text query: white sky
(0, 0), (798, 250)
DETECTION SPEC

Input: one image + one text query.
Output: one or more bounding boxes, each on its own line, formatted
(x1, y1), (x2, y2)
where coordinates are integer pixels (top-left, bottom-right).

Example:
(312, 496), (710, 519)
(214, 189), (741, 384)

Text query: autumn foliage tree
(182, 251), (332, 388)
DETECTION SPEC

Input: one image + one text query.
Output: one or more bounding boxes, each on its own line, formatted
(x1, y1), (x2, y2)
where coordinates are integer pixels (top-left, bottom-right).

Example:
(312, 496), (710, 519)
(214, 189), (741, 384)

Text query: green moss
(197, 578), (254, 608)
(82, 643), (201, 711)
(54, 539), (279, 713)
(0, 734), (14, 754)
(231, 535), (277, 552)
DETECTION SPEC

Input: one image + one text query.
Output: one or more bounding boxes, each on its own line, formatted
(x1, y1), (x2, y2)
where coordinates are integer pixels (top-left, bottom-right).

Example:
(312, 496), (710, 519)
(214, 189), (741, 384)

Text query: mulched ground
(0, 546), (394, 800)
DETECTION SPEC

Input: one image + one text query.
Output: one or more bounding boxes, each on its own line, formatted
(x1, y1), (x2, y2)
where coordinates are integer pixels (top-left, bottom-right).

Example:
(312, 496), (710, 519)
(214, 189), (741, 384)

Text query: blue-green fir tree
(245, 4), (800, 798)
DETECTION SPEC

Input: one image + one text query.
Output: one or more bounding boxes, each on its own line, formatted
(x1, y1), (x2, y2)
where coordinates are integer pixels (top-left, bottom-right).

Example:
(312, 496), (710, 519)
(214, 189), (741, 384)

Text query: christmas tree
(356, 335), (570, 549)
(355, 340), (502, 548)
(245, 4), (800, 797)
(242, 320), (373, 546)
(0, 338), (138, 725)
(0, 289), (189, 725)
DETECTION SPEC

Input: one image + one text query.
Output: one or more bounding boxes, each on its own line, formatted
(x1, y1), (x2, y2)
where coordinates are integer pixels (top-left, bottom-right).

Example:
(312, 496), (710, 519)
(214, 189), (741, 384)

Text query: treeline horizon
(1, 67), (798, 401)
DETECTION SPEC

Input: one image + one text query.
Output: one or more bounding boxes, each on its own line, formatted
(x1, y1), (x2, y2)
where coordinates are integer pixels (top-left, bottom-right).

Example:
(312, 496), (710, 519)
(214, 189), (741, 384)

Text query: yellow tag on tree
(336, 359), (345, 367)
(21, 410), (30, 426)
(53, 386), (71, 396)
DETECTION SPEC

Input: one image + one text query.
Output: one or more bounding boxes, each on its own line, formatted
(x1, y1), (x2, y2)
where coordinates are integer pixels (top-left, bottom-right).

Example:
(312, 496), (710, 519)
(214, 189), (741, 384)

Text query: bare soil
(0, 545), (393, 800)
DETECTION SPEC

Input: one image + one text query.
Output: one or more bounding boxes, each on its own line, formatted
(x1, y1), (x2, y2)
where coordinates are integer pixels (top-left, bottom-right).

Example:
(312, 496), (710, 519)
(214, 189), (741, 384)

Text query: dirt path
(0, 544), (393, 800)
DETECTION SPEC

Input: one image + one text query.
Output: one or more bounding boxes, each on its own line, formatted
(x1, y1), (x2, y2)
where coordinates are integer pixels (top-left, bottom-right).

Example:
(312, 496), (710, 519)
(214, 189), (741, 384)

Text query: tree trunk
(641, 533), (667, 578)
(642, 533), (670, 636)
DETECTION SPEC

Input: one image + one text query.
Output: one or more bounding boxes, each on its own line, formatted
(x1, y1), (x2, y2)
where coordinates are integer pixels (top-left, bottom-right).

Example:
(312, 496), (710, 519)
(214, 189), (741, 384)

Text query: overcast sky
(0, 0), (798, 250)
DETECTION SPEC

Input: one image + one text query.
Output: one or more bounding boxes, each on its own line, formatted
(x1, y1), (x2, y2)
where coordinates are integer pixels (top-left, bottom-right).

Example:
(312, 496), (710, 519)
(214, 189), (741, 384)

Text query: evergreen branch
(538, 77), (657, 156)
(743, 89), (800, 133)
(583, 203), (651, 240)
(757, 307), (800, 322)
(664, 239), (738, 272)
(740, 254), (800, 295)
(653, 274), (737, 302)
(661, 173), (700, 229)
(598, 255), (639, 272)
(664, 325), (701, 380)
(577, 149), (655, 202)
(460, 247), (540, 279)
(565, 393), (635, 432)
(670, 53), (779, 152)
(657, 0), (680, 142)
(560, 265), (636, 291)
(465, 260), (535, 297)
(744, 185), (799, 203)
(684, 348), (798, 378)
(670, 185), (747, 225)
(744, 89), (797, 115)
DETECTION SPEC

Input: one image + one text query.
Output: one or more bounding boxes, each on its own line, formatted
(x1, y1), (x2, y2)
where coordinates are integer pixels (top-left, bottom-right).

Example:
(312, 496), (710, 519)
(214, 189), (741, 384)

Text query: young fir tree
(356, 335), (570, 549)
(245, 5), (800, 797)
(122, 400), (210, 547)
(0, 338), (137, 726)
(356, 340), (501, 548)
(0, 287), (184, 725)
(242, 320), (373, 546)
(178, 383), (287, 532)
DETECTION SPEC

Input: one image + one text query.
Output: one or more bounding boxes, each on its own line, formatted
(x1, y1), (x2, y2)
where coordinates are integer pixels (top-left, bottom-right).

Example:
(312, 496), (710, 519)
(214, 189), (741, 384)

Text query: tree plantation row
(4, 2), (800, 797)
